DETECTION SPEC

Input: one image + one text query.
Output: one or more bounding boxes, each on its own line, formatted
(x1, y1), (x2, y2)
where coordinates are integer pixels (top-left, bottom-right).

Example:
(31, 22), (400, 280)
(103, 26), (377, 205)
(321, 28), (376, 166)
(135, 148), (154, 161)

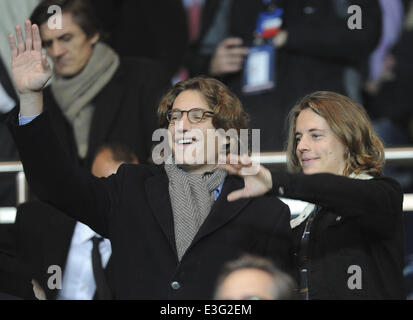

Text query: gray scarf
(51, 42), (120, 158)
(164, 164), (227, 260)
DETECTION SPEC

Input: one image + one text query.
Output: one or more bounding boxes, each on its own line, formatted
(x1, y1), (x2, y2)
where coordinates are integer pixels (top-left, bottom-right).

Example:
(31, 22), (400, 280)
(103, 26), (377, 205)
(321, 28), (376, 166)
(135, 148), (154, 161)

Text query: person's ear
(90, 32), (100, 45)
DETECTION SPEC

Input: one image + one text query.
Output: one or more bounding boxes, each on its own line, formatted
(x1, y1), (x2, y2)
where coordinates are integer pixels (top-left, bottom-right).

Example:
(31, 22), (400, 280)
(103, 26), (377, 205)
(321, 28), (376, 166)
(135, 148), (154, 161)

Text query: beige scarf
(290, 173), (373, 229)
(51, 42), (120, 158)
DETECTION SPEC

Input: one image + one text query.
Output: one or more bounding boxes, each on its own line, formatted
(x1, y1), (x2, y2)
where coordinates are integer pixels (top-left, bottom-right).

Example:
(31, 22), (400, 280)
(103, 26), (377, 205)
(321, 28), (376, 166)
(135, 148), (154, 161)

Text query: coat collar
(144, 172), (251, 259)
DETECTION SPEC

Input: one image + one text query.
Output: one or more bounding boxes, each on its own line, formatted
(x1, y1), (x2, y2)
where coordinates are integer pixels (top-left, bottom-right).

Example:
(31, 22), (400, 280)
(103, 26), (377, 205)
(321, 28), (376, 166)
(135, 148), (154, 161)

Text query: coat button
(171, 281), (181, 290)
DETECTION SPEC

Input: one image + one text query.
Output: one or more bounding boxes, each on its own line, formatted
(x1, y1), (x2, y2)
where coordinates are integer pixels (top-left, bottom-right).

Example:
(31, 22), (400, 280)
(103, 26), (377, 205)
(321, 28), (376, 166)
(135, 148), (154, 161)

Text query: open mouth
(176, 137), (198, 146)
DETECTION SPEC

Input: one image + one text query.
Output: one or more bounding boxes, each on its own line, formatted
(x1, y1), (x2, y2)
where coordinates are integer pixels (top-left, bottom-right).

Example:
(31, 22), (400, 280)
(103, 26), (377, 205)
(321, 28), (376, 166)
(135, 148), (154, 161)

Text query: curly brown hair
(158, 76), (249, 132)
(286, 91), (385, 177)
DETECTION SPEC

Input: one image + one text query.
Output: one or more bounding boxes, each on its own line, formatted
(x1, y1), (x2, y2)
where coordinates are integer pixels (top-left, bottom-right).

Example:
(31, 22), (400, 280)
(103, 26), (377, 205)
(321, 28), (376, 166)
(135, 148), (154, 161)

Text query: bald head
(214, 255), (296, 300)
(91, 145), (138, 178)
(216, 267), (276, 300)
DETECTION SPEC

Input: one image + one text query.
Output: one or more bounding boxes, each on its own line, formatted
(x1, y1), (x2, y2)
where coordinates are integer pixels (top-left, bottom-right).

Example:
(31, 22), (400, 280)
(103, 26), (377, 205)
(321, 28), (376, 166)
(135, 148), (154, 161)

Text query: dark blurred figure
(186, 0), (382, 151)
(363, 0), (413, 190)
(365, 0), (413, 144)
(214, 254), (296, 300)
(0, 144), (138, 299)
(90, 0), (189, 81)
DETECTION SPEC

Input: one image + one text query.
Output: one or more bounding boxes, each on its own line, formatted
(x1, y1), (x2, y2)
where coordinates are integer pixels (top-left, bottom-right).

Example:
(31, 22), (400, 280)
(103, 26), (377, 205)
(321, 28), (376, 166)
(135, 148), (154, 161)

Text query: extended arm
(7, 21), (118, 237)
(218, 155), (403, 238)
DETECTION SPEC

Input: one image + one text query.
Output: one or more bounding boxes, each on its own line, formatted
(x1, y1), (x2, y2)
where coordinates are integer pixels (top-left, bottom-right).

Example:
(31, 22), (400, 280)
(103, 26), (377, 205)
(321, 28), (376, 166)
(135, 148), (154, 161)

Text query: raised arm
(7, 21), (117, 238)
(8, 20), (52, 116)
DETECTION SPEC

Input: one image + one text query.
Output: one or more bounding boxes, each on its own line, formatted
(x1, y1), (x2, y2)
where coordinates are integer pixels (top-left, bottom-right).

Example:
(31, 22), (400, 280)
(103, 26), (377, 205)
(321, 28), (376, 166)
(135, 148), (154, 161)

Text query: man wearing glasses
(6, 21), (293, 299)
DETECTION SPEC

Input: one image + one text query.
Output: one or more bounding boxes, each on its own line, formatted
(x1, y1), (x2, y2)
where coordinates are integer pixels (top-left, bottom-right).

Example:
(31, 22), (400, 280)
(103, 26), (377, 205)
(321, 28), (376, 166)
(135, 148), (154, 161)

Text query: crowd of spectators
(0, 0), (412, 300)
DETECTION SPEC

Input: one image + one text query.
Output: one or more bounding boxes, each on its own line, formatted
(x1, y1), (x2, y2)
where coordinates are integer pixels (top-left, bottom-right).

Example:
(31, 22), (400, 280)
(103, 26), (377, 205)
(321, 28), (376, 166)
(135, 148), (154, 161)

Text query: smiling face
(40, 12), (99, 77)
(295, 108), (347, 175)
(168, 90), (223, 174)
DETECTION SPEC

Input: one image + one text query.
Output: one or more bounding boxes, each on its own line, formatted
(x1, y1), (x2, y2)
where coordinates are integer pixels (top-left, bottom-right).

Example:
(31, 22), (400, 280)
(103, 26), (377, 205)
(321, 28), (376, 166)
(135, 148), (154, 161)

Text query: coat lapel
(87, 67), (125, 161)
(144, 173), (177, 257)
(191, 176), (251, 247)
(144, 174), (251, 259)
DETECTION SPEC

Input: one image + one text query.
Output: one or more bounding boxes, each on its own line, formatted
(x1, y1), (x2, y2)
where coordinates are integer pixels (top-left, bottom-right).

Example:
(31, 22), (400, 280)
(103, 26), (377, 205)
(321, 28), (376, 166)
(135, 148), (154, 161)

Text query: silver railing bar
(1, 147), (413, 170)
(252, 147), (413, 165)
(1, 146), (413, 213)
(0, 162), (23, 173)
(1, 193), (413, 224)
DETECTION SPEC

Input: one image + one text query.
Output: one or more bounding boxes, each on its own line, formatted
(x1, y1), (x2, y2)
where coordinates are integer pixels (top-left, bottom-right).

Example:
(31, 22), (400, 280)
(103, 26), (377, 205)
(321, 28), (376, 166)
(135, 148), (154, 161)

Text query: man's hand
(218, 154), (273, 202)
(9, 21), (52, 94)
(9, 20), (52, 116)
(209, 38), (249, 76)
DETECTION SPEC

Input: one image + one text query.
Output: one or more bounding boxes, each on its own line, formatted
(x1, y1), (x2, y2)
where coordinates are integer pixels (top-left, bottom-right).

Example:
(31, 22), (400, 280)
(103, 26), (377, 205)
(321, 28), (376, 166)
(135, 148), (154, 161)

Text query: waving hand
(8, 20), (52, 116)
(9, 21), (52, 94)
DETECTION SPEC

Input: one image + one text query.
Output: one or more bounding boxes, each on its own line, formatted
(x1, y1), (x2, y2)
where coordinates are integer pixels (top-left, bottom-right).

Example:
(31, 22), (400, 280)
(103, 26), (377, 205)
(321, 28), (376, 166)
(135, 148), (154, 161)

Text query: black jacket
(7, 110), (293, 299)
(0, 201), (116, 300)
(271, 171), (405, 299)
(12, 201), (116, 300)
(43, 56), (169, 168)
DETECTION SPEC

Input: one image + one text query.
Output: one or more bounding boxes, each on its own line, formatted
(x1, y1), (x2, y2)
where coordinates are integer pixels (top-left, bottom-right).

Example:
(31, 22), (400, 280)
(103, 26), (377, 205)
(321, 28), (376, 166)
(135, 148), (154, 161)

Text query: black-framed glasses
(166, 108), (214, 124)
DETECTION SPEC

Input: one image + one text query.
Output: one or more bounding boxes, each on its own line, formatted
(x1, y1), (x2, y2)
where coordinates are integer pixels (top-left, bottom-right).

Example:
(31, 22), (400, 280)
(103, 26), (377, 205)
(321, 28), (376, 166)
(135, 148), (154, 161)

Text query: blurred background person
(214, 254), (297, 300)
(184, 0), (382, 151)
(363, 0), (413, 191)
(0, 143), (138, 299)
(0, 0), (170, 209)
(29, 0), (168, 168)
(90, 0), (189, 82)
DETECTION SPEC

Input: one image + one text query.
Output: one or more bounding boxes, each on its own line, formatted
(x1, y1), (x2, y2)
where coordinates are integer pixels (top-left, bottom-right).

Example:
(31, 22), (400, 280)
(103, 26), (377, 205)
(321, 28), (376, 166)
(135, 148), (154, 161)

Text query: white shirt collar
(71, 222), (102, 245)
